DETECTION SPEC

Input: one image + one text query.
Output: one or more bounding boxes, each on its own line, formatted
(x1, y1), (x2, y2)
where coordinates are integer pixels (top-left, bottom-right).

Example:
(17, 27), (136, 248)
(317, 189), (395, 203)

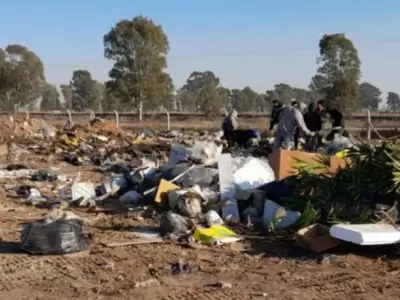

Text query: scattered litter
(295, 223), (340, 252)
(218, 154), (239, 222)
(171, 260), (199, 275)
(262, 200), (301, 230)
(134, 278), (160, 288)
(20, 219), (91, 255)
(159, 211), (189, 236)
(193, 225), (241, 245)
(330, 223), (400, 245)
(205, 210), (224, 227)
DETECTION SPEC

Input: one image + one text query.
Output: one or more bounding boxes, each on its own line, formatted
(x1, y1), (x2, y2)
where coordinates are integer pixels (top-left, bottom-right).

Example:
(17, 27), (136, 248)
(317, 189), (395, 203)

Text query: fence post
(89, 110), (95, 121)
(164, 108), (170, 130)
(24, 109), (29, 120)
(66, 110), (73, 129)
(366, 109), (371, 140)
(139, 101), (143, 122)
(114, 110), (119, 127)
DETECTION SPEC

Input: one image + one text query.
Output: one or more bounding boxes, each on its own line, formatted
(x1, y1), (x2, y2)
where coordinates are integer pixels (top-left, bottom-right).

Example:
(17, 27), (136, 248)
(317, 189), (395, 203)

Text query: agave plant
(283, 141), (400, 227)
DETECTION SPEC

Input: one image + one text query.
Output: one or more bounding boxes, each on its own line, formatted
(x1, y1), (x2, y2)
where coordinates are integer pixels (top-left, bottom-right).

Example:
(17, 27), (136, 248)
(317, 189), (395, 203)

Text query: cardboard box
(268, 149), (348, 180)
(295, 223), (340, 253)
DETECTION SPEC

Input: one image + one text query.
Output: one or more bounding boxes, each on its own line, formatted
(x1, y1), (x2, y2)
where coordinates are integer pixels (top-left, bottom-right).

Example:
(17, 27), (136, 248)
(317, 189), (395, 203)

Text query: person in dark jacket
(291, 101), (301, 149)
(304, 102), (322, 132)
(326, 107), (344, 139)
(303, 102), (322, 151)
(222, 109), (239, 147)
(269, 100), (283, 132)
(316, 100), (344, 142)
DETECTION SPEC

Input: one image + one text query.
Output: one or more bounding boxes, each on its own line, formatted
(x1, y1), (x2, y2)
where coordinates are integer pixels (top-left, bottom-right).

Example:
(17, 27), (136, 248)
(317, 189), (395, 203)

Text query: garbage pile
(0, 116), (56, 139)
(4, 115), (400, 256)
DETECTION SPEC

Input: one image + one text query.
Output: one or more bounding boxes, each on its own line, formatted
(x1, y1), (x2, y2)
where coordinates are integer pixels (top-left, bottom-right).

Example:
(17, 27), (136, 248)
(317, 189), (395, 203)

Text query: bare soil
(0, 152), (398, 300)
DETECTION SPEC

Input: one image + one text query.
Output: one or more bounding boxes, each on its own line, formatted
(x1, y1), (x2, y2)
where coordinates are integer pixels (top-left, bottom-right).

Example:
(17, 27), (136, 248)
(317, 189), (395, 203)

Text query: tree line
(1, 16), (400, 113)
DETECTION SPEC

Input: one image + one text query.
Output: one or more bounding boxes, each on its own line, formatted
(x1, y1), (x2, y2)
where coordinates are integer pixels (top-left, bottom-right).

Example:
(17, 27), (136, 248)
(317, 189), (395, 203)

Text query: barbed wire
(43, 37), (400, 69)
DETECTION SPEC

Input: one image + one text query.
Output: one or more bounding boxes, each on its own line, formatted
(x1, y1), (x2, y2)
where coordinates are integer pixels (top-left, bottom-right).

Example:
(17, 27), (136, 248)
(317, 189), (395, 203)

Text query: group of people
(221, 99), (344, 151)
(270, 99), (344, 151)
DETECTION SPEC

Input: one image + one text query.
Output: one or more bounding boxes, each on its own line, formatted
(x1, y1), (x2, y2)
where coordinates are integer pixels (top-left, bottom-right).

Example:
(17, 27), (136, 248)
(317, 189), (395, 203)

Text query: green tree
(179, 71), (223, 113)
(274, 83), (294, 105)
(255, 94), (269, 112)
(293, 88), (312, 105)
(104, 15), (173, 112)
(387, 92), (400, 112)
(241, 86), (258, 112)
(229, 89), (247, 112)
(357, 82), (381, 111)
(315, 33), (361, 110)
(0, 45), (45, 110)
(309, 74), (327, 101)
(70, 70), (100, 111)
(60, 84), (73, 110)
(41, 83), (62, 110)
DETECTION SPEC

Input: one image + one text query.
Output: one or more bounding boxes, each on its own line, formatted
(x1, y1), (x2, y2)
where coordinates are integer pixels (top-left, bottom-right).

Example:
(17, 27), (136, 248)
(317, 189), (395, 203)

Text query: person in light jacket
(222, 109), (239, 147)
(273, 106), (314, 151)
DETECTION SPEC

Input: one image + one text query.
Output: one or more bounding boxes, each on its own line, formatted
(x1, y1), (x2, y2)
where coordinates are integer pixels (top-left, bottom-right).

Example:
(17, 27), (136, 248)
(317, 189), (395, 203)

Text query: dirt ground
(0, 152), (399, 300)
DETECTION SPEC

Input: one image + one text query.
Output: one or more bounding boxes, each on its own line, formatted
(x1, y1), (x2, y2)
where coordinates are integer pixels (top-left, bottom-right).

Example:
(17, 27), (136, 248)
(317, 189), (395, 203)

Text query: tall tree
(274, 83), (294, 105)
(69, 70), (100, 111)
(41, 83), (62, 110)
(0, 45), (45, 110)
(241, 86), (258, 112)
(293, 88), (311, 105)
(179, 71), (224, 114)
(357, 82), (381, 111)
(60, 84), (73, 110)
(387, 92), (400, 112)
(104, 15), (173, 112)
(229, 89), (247, 112)
(255, 94), (269, 112)
(315, 33), (361, 110)
(308, 74), (327, 101)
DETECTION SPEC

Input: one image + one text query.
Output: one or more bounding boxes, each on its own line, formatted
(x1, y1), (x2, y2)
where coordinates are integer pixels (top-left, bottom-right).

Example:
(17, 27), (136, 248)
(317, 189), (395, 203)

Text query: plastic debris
(20, 219), (91, 255)
(193, 225), (241, 245)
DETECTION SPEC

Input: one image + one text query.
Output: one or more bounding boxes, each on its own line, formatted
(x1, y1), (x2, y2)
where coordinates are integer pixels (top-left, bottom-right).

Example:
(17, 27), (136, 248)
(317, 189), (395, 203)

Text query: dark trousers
(326, 128), (343, 141)
(224, 130), (235, 148)
(294, 128), (300, 150)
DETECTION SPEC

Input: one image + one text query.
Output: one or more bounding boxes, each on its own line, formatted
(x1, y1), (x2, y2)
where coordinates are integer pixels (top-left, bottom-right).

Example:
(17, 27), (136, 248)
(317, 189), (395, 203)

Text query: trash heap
(0, 116), (56, 140)
(6, 117), (400, 256)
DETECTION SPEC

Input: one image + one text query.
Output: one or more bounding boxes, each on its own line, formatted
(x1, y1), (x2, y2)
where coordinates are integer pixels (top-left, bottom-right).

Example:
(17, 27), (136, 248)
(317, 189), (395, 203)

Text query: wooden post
(164, 108), (170, 130)
(114, 110), (119, 127)
(366, 109), (371, 141)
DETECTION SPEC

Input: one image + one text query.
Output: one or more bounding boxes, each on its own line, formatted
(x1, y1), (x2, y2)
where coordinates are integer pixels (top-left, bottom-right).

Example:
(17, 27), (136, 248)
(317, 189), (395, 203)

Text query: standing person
(326, 107), (344, 141)
(269, 100), (283, 133)
(274, 106), (314, 151)
(222, 109), (239, 148)
(303, 102), (322, 151)
(316, 100), (344, 142)
(291, 101), (306, 149)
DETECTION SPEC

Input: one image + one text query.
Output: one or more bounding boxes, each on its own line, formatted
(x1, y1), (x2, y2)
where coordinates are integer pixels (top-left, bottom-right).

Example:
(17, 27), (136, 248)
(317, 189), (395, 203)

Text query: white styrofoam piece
(71, 182), (96, 201)
(218, 153), (239, 222)
(233, 157), (275, 190)
(262, 200), (301, 229)
(330, 223), (400, 245)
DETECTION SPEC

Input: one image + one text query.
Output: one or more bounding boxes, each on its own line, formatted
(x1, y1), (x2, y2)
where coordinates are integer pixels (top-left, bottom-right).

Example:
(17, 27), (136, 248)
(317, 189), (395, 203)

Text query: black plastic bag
(20, 219), (91, 255)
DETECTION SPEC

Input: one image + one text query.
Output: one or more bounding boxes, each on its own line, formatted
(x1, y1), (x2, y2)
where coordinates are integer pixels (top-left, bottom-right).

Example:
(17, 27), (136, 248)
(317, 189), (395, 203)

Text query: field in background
(3, 111), (400, 138)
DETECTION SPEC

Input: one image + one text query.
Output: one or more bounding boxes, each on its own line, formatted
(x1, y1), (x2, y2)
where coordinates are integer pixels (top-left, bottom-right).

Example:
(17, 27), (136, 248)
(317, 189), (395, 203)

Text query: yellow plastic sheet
(61, 136), (79, 146)
(193, 225), (241, 245)
(336, 149), (349, 159)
